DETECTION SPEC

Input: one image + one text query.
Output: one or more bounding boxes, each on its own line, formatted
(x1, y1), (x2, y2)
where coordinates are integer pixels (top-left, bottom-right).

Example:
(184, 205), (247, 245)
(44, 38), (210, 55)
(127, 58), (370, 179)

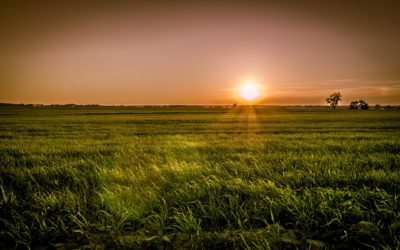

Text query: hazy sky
(1, 1), (400, 105)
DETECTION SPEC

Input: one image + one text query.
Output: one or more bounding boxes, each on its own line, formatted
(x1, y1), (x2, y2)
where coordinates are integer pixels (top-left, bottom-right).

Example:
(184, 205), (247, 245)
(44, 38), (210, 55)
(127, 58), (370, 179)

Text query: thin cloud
(326, 79), (358, 82)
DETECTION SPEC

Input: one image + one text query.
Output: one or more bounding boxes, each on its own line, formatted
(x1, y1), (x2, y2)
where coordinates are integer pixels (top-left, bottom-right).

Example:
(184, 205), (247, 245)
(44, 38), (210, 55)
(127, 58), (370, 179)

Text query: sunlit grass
(0, 106), (399, 248)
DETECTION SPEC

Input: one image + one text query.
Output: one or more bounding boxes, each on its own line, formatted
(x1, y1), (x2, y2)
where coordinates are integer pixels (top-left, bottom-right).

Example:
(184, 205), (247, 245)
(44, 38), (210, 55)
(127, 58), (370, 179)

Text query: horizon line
(1, 102), (399, 107)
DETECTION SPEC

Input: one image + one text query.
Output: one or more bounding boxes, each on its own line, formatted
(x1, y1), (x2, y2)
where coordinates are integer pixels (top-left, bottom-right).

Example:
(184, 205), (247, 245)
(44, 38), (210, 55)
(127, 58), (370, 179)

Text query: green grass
(0, 106), (399, 249)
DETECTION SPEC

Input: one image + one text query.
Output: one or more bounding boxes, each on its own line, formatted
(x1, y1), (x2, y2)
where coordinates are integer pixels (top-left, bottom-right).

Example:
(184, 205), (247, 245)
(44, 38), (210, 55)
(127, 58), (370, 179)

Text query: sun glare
(238, 81), (263, 102)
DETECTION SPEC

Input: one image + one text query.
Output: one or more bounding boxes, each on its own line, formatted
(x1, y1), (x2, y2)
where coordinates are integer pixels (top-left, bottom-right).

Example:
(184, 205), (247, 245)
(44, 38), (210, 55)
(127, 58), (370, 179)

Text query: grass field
(0, 106), (399, 249)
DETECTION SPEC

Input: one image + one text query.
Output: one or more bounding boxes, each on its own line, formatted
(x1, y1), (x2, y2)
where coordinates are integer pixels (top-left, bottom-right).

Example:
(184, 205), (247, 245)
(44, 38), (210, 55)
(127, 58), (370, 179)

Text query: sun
(238, 81), (263, 103)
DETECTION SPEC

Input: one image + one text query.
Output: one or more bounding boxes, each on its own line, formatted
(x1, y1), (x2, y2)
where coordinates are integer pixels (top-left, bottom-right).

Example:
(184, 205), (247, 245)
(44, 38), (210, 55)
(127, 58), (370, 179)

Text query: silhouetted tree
(349, 99), (369, 110)
(358, 99), (369, 110)
(374, 104), (381, 110)
(349, 100), (359, 110)
(325, 92), (342, 109)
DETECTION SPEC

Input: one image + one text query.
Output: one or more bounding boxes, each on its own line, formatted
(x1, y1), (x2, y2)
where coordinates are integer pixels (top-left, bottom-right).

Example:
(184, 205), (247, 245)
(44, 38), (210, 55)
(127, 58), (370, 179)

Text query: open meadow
(1, 106), (399, 249)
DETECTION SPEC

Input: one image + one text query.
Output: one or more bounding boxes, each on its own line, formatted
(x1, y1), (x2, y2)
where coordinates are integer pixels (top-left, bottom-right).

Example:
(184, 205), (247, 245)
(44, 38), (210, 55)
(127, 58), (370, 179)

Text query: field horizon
(2, 103), (400, 108)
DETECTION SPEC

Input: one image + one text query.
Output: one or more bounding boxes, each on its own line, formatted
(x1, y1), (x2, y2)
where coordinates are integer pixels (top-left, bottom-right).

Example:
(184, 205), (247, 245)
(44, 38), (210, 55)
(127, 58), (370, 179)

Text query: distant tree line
(1, 102), (399, 110)
(0, 103), (235, 109)
(324, 93), (399, 110)
(0, 103), (101, 108)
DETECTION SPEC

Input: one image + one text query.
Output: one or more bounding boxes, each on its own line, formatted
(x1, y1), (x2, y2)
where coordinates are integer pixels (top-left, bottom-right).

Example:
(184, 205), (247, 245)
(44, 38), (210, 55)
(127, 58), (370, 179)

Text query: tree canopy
(325, 92), (342, 109)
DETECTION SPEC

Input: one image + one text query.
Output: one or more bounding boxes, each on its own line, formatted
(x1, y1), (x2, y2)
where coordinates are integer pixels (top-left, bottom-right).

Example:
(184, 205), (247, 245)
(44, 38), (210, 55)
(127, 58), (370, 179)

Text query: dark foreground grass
(0, 106), (399, 249)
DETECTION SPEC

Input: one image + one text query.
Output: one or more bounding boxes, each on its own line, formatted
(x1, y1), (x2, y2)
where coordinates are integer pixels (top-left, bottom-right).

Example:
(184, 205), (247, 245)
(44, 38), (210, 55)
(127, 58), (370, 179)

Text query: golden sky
(1, 1), (400, 105)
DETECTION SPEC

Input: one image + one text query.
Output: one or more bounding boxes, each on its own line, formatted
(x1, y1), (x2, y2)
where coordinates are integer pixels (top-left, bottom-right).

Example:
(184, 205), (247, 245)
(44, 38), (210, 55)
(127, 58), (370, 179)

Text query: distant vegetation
(1, 102), (399, 110)
(325, 92), (342, 109)
(350, 100), (370, 110)
(0, 106), (399, 249)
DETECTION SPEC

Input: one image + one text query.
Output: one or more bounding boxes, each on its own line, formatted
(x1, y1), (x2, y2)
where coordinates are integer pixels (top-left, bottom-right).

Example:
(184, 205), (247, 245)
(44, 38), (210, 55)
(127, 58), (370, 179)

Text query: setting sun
(238, 81), (263, 102)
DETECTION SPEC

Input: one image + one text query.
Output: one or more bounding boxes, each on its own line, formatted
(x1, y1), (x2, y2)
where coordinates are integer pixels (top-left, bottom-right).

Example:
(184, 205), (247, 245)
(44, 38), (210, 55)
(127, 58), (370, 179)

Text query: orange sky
(1, 1), (400, 105)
